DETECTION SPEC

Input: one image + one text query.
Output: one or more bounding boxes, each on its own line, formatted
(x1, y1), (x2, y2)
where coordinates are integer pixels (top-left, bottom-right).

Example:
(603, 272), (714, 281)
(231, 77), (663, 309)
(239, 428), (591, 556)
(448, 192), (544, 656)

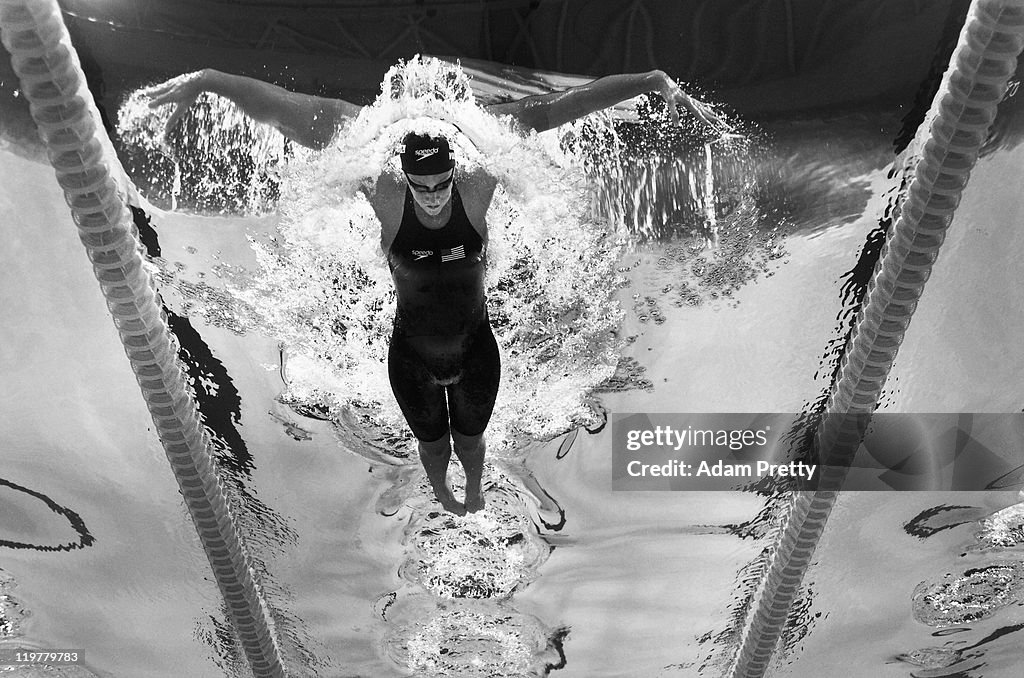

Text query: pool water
(3, 67), (1024, 678)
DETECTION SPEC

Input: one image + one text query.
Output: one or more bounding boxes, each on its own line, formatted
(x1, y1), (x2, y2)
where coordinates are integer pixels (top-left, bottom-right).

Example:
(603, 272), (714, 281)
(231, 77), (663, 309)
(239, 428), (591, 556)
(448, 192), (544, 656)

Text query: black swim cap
(400, 133), (455, 175)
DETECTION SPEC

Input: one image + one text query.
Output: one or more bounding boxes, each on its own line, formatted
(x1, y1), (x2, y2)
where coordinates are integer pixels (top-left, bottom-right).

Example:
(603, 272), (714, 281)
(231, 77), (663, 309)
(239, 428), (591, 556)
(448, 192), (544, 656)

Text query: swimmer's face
(405, 169), (454, 216)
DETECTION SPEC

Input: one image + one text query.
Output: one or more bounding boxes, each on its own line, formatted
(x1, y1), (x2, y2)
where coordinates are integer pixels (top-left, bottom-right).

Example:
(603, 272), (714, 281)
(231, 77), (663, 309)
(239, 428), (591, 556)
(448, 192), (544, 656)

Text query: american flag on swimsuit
(441, 245), (465, 262)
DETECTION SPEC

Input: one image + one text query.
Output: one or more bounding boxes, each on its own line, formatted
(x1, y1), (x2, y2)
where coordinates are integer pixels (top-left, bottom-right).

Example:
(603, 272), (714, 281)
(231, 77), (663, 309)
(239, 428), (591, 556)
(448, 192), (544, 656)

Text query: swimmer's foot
(463, 467), (485, 513)
(464, 489), (485, 514)
(432, 485), (467, 516)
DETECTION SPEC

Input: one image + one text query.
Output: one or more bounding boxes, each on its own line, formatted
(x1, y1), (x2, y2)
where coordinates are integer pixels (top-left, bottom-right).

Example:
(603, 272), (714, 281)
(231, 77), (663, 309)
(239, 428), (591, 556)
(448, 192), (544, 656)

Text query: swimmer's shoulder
(369, 171), (406, 252)
(458, 167), (497, 240)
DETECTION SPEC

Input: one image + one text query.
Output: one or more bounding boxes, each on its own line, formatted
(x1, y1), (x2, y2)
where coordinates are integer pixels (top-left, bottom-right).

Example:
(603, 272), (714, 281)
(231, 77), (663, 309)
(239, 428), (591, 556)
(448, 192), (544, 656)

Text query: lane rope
(728, 2), (1024, 676)
(0, 1), (287, 675)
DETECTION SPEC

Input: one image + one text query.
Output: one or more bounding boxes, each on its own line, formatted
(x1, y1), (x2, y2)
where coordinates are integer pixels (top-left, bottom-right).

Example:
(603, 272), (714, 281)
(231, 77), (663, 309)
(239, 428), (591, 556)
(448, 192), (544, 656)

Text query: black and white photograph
(2, 1), (1024, 676)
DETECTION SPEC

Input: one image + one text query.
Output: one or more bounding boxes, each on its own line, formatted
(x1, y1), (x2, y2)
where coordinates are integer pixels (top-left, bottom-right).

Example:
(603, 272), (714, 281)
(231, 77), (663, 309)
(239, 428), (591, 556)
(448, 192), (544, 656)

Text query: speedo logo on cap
(414, 148), (439, 161)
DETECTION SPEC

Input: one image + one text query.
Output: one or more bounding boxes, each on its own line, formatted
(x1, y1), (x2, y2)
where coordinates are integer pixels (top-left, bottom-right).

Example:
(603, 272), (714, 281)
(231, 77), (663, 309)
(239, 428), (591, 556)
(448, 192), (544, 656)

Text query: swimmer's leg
(452, 429), (486, 513)
(418, 434), (466, 516)
(448, 322), (500, 513)
(388, 330), (465, 515)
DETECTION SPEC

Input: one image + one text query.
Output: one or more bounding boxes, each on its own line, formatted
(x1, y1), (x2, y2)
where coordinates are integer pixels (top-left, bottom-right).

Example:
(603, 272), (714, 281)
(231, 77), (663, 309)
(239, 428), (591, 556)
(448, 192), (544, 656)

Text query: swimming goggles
(405, 171), (454, 194)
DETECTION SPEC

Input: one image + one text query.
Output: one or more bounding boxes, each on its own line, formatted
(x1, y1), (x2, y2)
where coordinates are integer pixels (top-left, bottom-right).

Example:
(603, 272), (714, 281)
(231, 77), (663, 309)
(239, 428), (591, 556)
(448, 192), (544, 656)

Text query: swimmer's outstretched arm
(146, 69), (361, 150)
(487, 69), (730, 134)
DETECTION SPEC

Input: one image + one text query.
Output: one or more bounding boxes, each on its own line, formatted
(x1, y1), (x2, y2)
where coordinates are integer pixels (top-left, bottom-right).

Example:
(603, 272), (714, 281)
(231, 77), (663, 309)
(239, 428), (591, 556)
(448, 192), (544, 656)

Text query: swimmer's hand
(653, 70), (733, 134)
(143, 70), (210, 141)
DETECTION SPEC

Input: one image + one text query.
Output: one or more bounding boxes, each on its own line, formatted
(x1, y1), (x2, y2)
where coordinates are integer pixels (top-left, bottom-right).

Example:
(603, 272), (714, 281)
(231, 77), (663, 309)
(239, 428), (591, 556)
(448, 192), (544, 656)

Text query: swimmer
(146, 66), (729, 515)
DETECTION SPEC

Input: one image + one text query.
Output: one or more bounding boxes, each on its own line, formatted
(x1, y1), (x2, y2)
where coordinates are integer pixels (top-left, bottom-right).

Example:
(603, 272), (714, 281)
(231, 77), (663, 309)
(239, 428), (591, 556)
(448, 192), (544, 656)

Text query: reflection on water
(897, 622), (1024, 675)
(0, 479), (94, 553)
(131, 206), (317, 673)
(904, 504), (991, 539)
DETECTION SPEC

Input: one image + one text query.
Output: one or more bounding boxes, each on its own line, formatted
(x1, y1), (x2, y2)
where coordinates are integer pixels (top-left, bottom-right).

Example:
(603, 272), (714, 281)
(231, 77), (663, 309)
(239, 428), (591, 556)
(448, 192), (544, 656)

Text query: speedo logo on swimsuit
(414, 148), (439, 161)
(412, 250), (433, 260)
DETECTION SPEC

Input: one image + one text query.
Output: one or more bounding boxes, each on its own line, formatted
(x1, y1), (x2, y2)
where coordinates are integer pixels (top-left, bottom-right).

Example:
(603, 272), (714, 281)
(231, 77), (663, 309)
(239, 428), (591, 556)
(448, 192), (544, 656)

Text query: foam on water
(173, 57), (629, 451)
(0, 568), (26, 639)
(976, 502), (1024, 550)
(396, 464), (552, 599)
(381, 596), (564, 678)
(116, 59), (789, 457)
(909, 501), (1024, 629)
(912, 563), (1024, 627)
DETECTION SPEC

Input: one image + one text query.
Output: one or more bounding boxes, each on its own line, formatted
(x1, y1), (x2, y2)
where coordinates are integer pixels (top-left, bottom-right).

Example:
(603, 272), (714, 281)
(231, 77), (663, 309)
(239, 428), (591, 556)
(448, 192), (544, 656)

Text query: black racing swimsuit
(386, 185), (500, 441)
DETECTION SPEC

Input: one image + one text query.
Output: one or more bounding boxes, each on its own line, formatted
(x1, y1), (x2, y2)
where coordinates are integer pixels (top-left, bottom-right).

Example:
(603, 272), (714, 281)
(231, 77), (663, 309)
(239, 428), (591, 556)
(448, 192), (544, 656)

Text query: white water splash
(118, 82), (291, 213)
(397, 463), (551, 599)
(229, 57), (626, 450)
(976, 502), (1024, 549)
(383, 597), (561, 678)
(557, 96), (756, 241)
(118, 56), (771, 451)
